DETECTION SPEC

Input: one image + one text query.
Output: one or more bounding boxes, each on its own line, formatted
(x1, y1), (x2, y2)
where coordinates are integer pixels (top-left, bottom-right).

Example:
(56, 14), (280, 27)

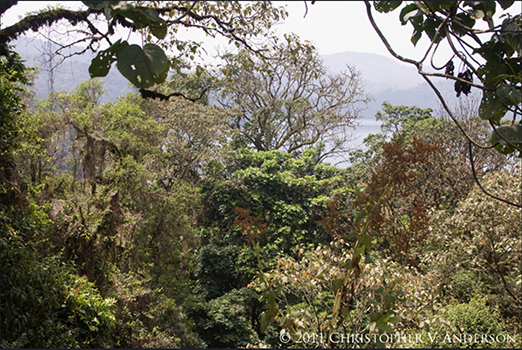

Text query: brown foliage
(359, 136), (441, 265)
(233, 207), (266, 244)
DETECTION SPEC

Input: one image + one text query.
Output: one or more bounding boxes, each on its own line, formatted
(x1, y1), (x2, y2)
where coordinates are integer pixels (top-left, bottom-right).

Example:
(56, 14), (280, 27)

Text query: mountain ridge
(12, 35), (473, 146)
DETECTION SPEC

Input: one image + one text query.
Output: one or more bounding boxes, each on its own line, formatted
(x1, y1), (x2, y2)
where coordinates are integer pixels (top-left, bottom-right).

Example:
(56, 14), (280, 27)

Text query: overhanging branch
(0, 8), (100, 45)
(468, 140), (521, 208)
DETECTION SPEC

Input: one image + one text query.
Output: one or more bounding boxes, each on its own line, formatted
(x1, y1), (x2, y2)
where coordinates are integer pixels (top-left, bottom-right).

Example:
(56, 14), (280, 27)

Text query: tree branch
(1, 8), (100, 46)
(468, 140), (521, 208)
(363, 1), (420, 68)
(139, 87), (208, 102)
(0, 0), (18, 16)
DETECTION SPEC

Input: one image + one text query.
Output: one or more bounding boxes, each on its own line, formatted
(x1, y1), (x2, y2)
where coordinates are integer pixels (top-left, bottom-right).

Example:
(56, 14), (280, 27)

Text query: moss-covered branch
(0, 7), (101, 55)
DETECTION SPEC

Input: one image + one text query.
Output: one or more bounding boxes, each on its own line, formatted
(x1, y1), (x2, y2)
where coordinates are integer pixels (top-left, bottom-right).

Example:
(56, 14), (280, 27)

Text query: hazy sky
(4, 1), (521, 62)
(2, 1), (450, 61)
(2, 1), (519, 159)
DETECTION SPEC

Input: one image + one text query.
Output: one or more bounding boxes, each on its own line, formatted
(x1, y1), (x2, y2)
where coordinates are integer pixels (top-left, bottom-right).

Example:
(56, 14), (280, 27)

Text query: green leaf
(264, 291), (276, 305)
(453, 12), (476, 36)
(384, 293), (396, 306)
(490, 125), (522, 155)
(429, 1), (456, 11)
(89, 39), (128, 78)
(504, 33), (521, 53)
(497, 84), (522, 106)
(409, 16), (425, 45)
(332, 278), (343, 292)
(389, 316), (401, 324)
(89, 51), (113, 78)
(143, 8), (160, 22)
(468, 8), (485, 20)
(354, 209), (366, 226)
(359, 234), (373, 250)
(480, 62), (508, 86)
(466, 0), (497, 21)
(356, 245), (366, 257)
(374, 1), (402, 13)
(377, 322), (393, 333)
(479, 91), (507, 123)
(150, 24), (167, 40)
(116, 43), (169, 88)
(497, 1), (515, 10)
(400, 3), (422, 24)
(423, 17), (442, 43)
(260, 311), (269, 333)
(267, 307), (278, 318)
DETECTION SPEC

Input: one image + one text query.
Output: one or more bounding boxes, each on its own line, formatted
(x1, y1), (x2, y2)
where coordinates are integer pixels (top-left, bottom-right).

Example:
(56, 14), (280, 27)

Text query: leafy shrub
(422, 297), (516, 348)
(1, 220), (115, 348)
(195, 288), (260, 348)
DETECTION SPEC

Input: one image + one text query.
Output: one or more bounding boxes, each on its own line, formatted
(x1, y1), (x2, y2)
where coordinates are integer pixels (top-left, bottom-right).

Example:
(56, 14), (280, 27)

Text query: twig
(468, 140), (521, 208)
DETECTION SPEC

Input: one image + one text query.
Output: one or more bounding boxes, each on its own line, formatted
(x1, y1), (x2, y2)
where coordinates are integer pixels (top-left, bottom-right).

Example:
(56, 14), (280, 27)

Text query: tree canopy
(1, 1), (521, 348)
(218, 33), (370, 161)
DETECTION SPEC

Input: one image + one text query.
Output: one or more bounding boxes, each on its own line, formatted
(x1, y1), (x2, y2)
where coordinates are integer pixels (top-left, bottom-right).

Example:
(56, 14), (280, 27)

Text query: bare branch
(139, 87), (208, 102)
(363, 1), (420, 68)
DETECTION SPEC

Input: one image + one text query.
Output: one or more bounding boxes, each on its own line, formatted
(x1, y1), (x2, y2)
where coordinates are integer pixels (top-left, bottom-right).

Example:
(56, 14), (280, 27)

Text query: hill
(12, 36), (475, 147)
(12, 36), (132, 102)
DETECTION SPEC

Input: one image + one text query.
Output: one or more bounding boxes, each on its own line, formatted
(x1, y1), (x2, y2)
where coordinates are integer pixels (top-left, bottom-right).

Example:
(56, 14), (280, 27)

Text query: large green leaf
(400, 3), (422, 25)
(497, 1), (515, 10)
(490, 125), (522, 155)
(89, 39), (128, 78)
(116, 43), (169, 89)
(374, 1), (402, 13)
(497, 84), (522, 106)
(479, 90), (507, 123)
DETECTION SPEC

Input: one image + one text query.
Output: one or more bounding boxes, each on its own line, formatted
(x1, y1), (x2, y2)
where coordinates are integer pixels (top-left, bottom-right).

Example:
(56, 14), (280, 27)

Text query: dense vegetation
(1, 1), (521, 348)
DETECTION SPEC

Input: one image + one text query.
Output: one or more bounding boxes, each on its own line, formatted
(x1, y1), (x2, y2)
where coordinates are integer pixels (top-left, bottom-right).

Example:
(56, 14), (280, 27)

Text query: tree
(365, 1), (521, 153)
(359, 1), (521, 207)
(421, 168), (522, 328)
(141, 68), (236, 185)
(218, 33), (370, 162)
(0, 47), (32, 209)
(349, 101), (514, 209)
(1, 1), (287, 97)
(9, 78), (213, 347)
(193, 148), (352, 347)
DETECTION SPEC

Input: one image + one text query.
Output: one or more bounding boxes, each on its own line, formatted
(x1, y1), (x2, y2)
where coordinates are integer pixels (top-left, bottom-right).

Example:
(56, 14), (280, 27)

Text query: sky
(1, 1), (448, 62)
(3, 1), (520, 67)
(2, 1), (520, 159)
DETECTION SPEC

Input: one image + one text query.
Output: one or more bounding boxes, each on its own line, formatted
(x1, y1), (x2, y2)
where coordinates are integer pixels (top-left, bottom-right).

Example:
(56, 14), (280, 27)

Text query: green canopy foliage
(1, 2), (521, 348)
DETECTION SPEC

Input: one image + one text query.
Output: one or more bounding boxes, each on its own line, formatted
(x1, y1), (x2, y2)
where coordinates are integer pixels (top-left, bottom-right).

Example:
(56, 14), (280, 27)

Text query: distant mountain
(12, 36), (132, 102)
(322, 51), (480, 146)
(12, 36), (477, 150)
(322, 51), (466, 117)
(322, 51), (424, 93)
